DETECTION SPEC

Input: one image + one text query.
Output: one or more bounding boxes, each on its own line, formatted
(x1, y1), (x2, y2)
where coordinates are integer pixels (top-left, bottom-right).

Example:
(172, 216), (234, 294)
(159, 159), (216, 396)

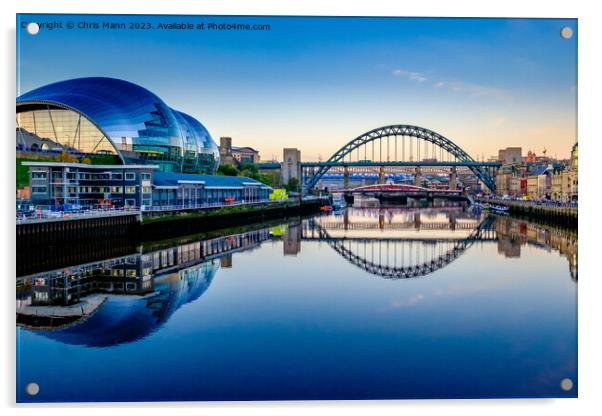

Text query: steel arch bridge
(306, 215), (496, 280)
(302, 124), (499, 193)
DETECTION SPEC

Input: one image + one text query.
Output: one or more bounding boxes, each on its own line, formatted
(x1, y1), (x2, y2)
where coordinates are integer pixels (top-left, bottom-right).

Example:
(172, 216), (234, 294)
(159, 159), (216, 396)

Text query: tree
(217, 163), (239, 176)
(287, 177), (300, 192)
(239, 163), (261, 181)
(259, 173), (274, 187)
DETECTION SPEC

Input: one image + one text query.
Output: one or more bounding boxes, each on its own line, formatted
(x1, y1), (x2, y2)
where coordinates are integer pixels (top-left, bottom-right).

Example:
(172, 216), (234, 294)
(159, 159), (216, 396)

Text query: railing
(16, 198), (296, 223)
(16, 207), (141, 224)
(141, 198), (285, 212)
(478, 196), (578, 209)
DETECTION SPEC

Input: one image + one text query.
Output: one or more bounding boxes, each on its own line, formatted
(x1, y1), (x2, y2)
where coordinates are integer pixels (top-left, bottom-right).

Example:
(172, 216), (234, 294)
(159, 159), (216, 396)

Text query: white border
(2, 1), (600, 415)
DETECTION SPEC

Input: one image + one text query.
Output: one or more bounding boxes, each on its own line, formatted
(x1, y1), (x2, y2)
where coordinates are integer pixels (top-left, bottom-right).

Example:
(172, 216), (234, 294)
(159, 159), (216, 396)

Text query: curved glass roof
(16, 77), (219, 173)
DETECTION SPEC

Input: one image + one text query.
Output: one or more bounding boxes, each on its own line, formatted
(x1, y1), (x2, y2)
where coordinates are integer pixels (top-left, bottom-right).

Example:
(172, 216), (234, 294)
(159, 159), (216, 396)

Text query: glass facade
(17, 107), (116, 155)
(16, 77), (220, 174)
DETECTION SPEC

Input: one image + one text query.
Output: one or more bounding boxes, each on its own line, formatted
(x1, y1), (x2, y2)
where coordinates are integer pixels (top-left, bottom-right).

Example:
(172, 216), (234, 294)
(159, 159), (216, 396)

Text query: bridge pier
(378, 166), (386, 184)
(449, 210), (456, 230)
(414, 166), (422, 187)
(449, 166), (457, 190)
(343, 165), (350, 190)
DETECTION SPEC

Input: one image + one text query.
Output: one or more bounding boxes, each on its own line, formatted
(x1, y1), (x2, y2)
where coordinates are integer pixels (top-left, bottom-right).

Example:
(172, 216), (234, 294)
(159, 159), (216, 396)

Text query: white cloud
(388, 65), (512, 101)
(446, 81), (512, 100)
(391, 68), (427, 83)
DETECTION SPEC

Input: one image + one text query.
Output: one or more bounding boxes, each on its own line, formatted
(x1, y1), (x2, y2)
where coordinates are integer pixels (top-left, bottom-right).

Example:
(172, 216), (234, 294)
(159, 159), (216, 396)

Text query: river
(16, 207), (578, 402)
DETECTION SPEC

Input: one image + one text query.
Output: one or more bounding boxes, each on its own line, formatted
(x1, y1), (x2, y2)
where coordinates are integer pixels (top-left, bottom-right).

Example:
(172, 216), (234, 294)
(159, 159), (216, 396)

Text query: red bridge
(337, 183), (463, 194)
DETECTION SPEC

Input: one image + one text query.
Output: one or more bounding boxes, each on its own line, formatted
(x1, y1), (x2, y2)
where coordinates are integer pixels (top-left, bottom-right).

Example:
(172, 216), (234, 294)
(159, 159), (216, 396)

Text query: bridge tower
(449, 166), (458, 190)
(282, 148), (301, 188)
(414, 166), (422, 187)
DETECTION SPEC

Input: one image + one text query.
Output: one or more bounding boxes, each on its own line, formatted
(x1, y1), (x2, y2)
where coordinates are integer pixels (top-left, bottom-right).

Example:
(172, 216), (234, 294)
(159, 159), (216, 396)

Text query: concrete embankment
(139, 199), (325, 240)
(477, 198), (577, 228)
(16, 198), (327, 247)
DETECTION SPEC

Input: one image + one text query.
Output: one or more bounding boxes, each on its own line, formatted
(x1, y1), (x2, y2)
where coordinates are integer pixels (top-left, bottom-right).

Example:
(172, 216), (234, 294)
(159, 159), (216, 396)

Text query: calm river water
(16, 207), (577, 402)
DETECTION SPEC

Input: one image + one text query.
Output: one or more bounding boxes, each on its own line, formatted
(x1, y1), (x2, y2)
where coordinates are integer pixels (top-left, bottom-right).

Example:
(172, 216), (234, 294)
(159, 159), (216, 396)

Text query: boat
(332, 194), (346, 211)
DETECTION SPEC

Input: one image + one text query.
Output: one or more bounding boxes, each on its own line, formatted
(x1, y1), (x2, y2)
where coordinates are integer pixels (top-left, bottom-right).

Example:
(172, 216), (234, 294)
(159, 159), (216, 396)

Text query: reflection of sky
(17, 229), (576, 402)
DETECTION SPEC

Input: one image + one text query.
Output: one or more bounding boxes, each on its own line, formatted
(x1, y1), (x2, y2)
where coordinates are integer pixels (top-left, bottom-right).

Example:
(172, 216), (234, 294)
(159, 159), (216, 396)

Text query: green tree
(259, 173), (274, 187)
(239, 163), (261, 181)
(217, 163), (239, 176)
(287, 177), (300, 192)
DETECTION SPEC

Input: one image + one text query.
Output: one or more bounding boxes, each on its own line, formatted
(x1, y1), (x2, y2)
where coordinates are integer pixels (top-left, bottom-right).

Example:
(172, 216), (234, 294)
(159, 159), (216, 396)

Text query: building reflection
(16, 228), (272, 346)
(493, 215), (578, 280)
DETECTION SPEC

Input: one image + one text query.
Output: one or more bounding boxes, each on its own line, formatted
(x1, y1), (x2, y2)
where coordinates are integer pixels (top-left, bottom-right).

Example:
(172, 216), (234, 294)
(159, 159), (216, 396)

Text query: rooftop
(153, 172), (271, 189)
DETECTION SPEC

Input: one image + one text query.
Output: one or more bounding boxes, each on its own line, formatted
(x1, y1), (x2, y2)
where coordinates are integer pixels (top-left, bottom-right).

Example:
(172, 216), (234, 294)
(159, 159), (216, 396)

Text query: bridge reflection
(302, 208), (495, 279)
(298, 208), (577, 281)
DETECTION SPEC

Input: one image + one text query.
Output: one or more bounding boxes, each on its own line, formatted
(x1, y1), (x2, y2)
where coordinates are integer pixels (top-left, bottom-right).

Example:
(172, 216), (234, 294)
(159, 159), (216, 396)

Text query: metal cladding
(16, 77), (219, 174)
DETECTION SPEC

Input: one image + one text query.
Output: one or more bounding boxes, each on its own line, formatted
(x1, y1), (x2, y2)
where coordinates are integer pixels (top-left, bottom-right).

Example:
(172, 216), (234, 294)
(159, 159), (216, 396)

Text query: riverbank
(139, 198), (325, 239)
(476, 198), (577, 228)
(16, 198), (327, 247)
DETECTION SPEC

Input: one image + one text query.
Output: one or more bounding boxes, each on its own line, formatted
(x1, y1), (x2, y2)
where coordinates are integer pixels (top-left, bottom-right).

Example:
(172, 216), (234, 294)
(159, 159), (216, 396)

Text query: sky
(17, 15), (577, 161)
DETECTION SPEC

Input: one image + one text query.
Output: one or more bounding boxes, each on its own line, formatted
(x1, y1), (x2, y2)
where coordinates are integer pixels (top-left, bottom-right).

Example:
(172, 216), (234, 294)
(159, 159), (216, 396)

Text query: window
(125, 199), (136, 206)
(142, 186), (151, 194)
(31, 186), (47, 193)
(111, 186), (123, 193)
(31, 171), (47, 179)
(112, 173), (123, 180)
(140, 173), (151, 180)
(125, 172), (136, 181)
(126, 186), (136, 194)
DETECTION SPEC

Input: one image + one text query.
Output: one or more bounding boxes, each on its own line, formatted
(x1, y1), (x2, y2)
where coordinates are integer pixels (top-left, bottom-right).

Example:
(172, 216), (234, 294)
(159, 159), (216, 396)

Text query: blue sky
(17, 15), (577, 160)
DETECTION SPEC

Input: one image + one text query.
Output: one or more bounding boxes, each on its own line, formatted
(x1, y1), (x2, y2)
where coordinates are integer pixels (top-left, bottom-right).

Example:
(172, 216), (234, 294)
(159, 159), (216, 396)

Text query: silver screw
(26, 22), (40, 35)
(560, 378), (573, 391)
(25, 382), (39, 396)
(560, 27), (573, 39)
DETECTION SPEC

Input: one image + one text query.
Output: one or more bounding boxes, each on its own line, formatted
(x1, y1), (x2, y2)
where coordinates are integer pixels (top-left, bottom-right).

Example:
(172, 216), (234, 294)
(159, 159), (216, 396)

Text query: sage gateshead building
(16, 77), (220, 174)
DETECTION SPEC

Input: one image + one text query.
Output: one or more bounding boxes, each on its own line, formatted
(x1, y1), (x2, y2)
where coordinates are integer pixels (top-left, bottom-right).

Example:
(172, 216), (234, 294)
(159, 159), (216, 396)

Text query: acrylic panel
(16, 14), (578, 403)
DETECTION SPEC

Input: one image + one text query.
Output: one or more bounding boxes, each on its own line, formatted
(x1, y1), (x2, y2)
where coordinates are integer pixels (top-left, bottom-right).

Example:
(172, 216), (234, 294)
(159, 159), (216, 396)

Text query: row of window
(31, 171), (150, 181)
(33, 185), (154, 194)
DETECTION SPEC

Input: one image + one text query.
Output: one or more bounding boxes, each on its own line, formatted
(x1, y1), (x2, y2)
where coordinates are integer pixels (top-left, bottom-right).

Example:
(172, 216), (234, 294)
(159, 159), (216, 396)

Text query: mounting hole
(26, 22), (40, 35)
(25, 382), (39, 396)
(560, 378), (573, 391)
(560, 27), (573, 39)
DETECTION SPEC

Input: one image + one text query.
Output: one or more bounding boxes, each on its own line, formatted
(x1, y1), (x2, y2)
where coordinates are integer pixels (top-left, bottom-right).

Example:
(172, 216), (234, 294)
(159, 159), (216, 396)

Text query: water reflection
(17, 228), (271, 346)
(16, 209), (577, 347)
(16, 208), (578, 401)
(302, 208), (578, 281)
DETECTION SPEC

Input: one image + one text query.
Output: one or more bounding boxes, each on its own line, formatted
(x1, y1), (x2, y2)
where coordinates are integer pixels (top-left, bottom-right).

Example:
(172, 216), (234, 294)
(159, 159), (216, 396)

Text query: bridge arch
(307, 215), (495, 280)
(303, 125), (496, 193)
